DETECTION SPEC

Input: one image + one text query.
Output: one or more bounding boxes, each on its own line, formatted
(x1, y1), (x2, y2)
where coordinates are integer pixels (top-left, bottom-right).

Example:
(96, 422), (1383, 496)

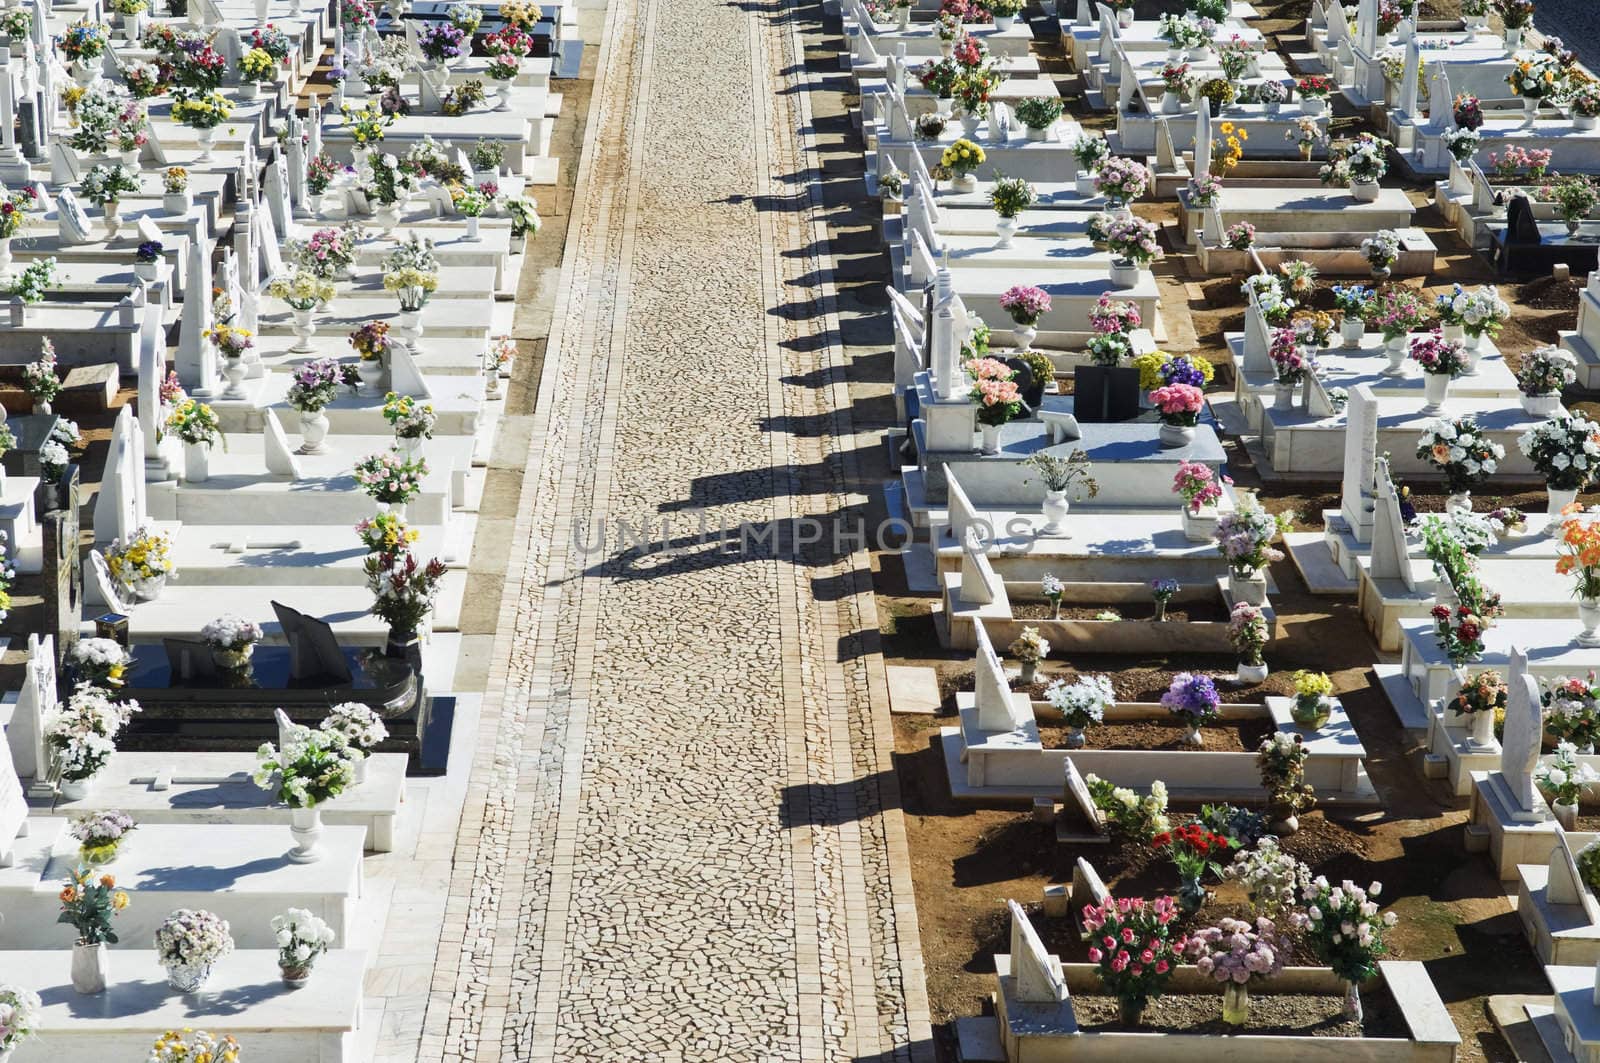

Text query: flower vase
(1301, 96), (1326, 115)
(103, 199), (121, 240)
(1183, 724), (1203, 748)
(1019, 659), (1037, 686)
(0, 235), (11, 281)
(979, 423), (1001, 455)
(1177, 873), (1206, 911)
(1340, 316), (1364, 347)
(1109, 257), (1139, 287)
(1119, 998), (1145, 1025)
(196, 126), (216, 161)
(59, 776), (93, 800)
(1549, 486), (1579, 521)
(1158, 422), (1195, 448)
(465, 216), (482, 241)
(73, 60), (99, 85)
(1521, 391), (1561, 416)
(291, 308), (317, 352)
(995, 216), (1017, 248)
(239, 79), (260, 99)
(959, 114), (982, 138)
(356, 359), (385, 397)
(287, 805), (325, 863)
(1074, 172), (1097, 196)
(80, 838), (123, 866)
(939, 41), (954, 59)
(1160, 91), (1181, 114)
(396, 434), (422, 458)
(1292, 696), (1331, 730)
(135, 260), (160, 282)
(1350, 180), (1379, 202)
(1553, 800), (1580, 829)
(1116, 7), (1132, 26)
(383, 501), (409, 522)
(1063, 726), (1086, 748)
(1420, 371), (1450, 413)
(1181, 504), (1218, 542)
(184, 441), (210, 483)
(166, 961), (214, 993)
(485, 365), (503, 398)
(353, 755), (368, 785)
(375, 203), (401, 232)
(895, 6), (910, 28)
(1273, 381), (1294, 407)
(1299, 142), (1314, 161)
(1025, 124), (1049, 141)
(1237, 660), (1269, 684)
(119, 147), (139, 167)
(1222, 981), (1250, 1025)
(1578, 598), (1600, 647)
(994, 13), (1014, 29)
(129, 573), (167, 601)
(1012, 323), (1037, 351)
(1524, 97), (1539, 120)
(164, 189), (192, 215)
(299, 409), (330, 454)
(221, 353), (248, 398)
(1040, 490), (1070, 535)
(1381, 336), (1408, 375)
(71, 942), (108, 994)
(397, 308), (424, 345)
(212, 644), (253, 670)
(281, 963), (313, 987)
(1447, 490), (1470, 513)
(1343, 981), (1363, 1023)
(1467, 706), (1498, 750)
(1229, 569), (1268, 606)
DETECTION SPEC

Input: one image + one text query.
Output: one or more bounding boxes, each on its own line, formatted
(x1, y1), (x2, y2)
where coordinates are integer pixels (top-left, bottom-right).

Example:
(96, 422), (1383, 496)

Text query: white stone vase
(184, 440), (210, 483)
(1420, 371), (1450, 413)
(71, 942), (108, 994)
(375, 203), (401, 232)
(163, 189), (192, 215)
(1521, 391), (1561, 416)
(1011, 323), (1036, 351)
(959, 113), (982, 138)
(134, 260), (159, 282)
(895, 6), (910, 28)
(1350, 180), (1379, 202)
(1160, 91), (1181, 114)
(221, 353), (248, 398)
(465, 216), (482, 241)
(1442, 323), (1465, 342)
(1158, 422), (1194, 449)
(1447, 490), (1471, 513)
(299, 409), (330, 454)
(1229, 569), (1268, 606)
(1579, 598), (1600, 648)
(994, 216), (1017, 248)
(979, 423), (1001, 454)
(1466, 706), (1498, 750)
(1554, 800), (1579, 830)
(353, 756), (368, 786)
(1181, 504), (1218, 542)
(1025, 124), (1049, 141)
(165, 961), (214, 993)
(1074, 172), (1096, 195)
(291, 308), (317, 353)
(1236, 660), (1269, 683)
(1039, 491), (1070, 535)
(1578, 115), (1599, 131)
(1108, 257), (1139, 287)
(1549, 486), (1579, 522)
(196, 126), (216, 161)
(102, 198), (121, 239)
(288, 805), (325, 863)
(1524, 96), (1539, 120)
(1183, 723), (1203, 746)
(994, 13), (1014, 30)
(1301, 96), (1326, 115)
(356, 359), (385, 397)
(1273, 381), (1294, 407)
(59, 775), (93, 800)
(1340, 316), (1363, 347)
(1381, 336), (1408, 376)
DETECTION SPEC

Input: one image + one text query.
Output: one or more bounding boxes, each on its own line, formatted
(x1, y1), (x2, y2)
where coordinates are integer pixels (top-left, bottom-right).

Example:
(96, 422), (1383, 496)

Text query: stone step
(47, 751), (409, 853)
(0, 818), (365, 948)
(5, 948), (366, 1063)
(160, 516), (472, 585)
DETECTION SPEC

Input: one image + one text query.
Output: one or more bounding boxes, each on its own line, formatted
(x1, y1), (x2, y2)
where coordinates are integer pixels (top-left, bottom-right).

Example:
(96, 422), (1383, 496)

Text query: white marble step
(216, 374), (488, 437)
(6, 949), (366, 1063)
(0, 818), (364, 948)
(257, 297), (494, 340)
(49, 751), (409, 853)
(160, 515), (471, 584)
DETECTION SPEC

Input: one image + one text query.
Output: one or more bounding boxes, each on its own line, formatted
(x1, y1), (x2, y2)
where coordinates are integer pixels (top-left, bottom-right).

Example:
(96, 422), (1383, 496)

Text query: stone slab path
(418, 0), (933, 1058)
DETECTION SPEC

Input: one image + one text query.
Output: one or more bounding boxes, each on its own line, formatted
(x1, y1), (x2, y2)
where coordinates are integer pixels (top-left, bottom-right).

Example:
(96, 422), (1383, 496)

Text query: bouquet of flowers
(106, 526), (176, 593)
(354, 451), (428, 504)
(6, 259), (55, 305)
(1105, 215), (1161, 266)
(1045, 675), (1115, 730)
(1149, 382), (1203, 427)
(1440, 127), (1481, 165)
(1216, 34), (1261, 80)
(342, 99), (393, 147)
(1296, 74), (1334, 99)
(166, 398), (223, 449)
(70, 809), (136, 859)
(1228, 601), (1268, 666)
(1456, 285), (1509, 341)
(1020, 449), (1098, 498)
(287, 358), (343, 413)
(21, 341), (61, 404)
(1293, 877), (1396, 983)
(1268, 327), (1315, 385)
(1214, 503), (1289, 576)
(1330, 131), (1391, 185)
(1009, 627), (1049, 665)
(1537, 742), (1597, 807)
(1172, 460), (1223, 511)
(1547, 176), (1600, 225)
(1157, 13), (1207, 49)
(169, 89), (233, 129)
(1543, 674), (1600, 749)
(940, 137), (985, 176)
(69, 636), (129, 694)
(1242, 272), (1294, 324)
(1570, 81), (1600, 120)
(1506, 51), (1564, 99)
(1085, 774), (1170, 839)
(356, 512), (419, 553)
(1224, 221), (1256, 250)
(365, 547), (449, 636)
(1417, 416), (1504, 493)
(0, 186), (35, 241)
(1162, 671), (1220, 728)
(0, 9), (31, 37)
(78, 163), (139, 207)
(267, 269), (336, 311)
(239, 47), (276, 81)
(273, 907), (338, 978)
(966, 356), (1022, 426)
(420, 22), (467, 62)
(1520, 414), (1600, 491)
(1185, 916), (1286, 991)
(250, 22), (292, 60)
(1094, 155), (1151, 206)
(350, 321), (392, 362)
(506, 196), (542, 238)
(56, 18), (109, 61)
(1557, 510), (1600, 599)
(1452, 92), (1484, 131)
(1432, 600), (1498, 663)
(155, 909), (233, 970)
(1190, 172), (1223, 208)
(1367, 285), (1429, 341)
(201, 614), (263, 653)
(0, 985), (42, 1057)
(1449, 668), (1507, 717)
(1361, 230), (1402, 271)
(1407, 330), (1468, 376)
(1159, 62), (1194, 96)
(1086, 332), (1128, 366)
(1040, 572), (1064, 617)
(1259, 731), (1316, 813)
(58, 868), (129, 945)
(321, 701), (388, 750)
(1088, 294), (1140, 337)
(1226, 836), (1309, 918)
(1082, 896), (1187, 1018)
(253, 723), (359, 808)
(1489, 145), (1552, 182)
(43, 682), (140, 781)
(998, 285), (1050, 326)
(1069, 133), (1110, 173)
(382, 392), (437, 440)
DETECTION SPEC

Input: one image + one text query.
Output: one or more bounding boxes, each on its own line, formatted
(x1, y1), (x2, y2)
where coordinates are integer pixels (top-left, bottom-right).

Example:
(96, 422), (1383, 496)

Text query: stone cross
(1007, 900), (1071, 1005)
(1501, 645), (1543, 816)
(1397, 37), (1421, 118)
(931, 304), (960, 402)
(176, 216), (217, 394)
(5, 631), (55, 786)
(973, 620), (1025, 732)
(1368, 457), (1415, 590)
(1339, 384), (1378, 542)
(892, 43), (907, 96)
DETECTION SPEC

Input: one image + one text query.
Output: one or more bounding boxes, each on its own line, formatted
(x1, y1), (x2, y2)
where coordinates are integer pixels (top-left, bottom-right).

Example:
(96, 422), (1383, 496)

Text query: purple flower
(1161, 672), (1221, 722)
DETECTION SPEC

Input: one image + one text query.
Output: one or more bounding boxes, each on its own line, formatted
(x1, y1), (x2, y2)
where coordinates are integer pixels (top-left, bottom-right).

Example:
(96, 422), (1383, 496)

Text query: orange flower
(99, 875), (115, 888)
(59, 886), (77, 903)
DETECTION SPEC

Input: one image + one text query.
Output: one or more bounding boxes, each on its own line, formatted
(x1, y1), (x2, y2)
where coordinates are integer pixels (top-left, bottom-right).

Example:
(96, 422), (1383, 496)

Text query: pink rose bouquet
(1150, 382), (1204, 426)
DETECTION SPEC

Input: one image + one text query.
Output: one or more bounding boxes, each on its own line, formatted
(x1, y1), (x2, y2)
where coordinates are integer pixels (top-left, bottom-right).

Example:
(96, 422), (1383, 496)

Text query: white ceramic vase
(184, 440), (210, 483)
(1039, 491), (1069, 535)
(71, 942), (108, 994)
(1340, 316), (1364, 347)
(299, 409), (330, 454)
(291, 307), (317, 352)
(1229, 569), (1268, 606)
(979, 424), (1001, 454)
(288, 805), (324, 863)
(1420, 371), (1450, 413)
(1579, 598), (1600, 648)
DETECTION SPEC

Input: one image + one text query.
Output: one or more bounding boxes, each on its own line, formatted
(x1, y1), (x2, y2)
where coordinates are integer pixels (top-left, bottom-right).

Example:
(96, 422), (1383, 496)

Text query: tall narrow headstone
(1368, 458), (1415, 590)
(1397, 37), (1421, 118)
(5, 632), (55, 787)
(1193, 105), (1213, 179)
(176, 217), (217, 394)
(1499, 646), (1544, 819)
(138, 339), (171, 482)
(1006, 900), (1072, 1005)
(1339, 384), (1378, 542)
(973, 620), (1026, 732)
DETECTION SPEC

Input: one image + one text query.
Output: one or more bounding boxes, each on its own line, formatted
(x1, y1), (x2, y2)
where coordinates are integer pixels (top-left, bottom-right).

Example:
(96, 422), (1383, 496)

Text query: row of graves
(845, 0), (1479, 1058)
(0, 0), (564, 1057)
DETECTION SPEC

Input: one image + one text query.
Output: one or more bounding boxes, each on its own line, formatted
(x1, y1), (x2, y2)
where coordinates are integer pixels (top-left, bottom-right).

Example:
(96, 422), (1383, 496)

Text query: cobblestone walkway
(419, 0), (932, 1058)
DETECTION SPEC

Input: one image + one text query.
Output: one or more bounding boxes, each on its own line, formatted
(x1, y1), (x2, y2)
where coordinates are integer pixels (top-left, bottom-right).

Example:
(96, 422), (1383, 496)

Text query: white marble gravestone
(0, 728), (27, 867)
(262, 410), (303, 479)
(1368, 457), (1416, 591)
(973, 621), (1029, 733)
(54, 186), (92, 244)
(1241, 291), (1273, 374)
(177, 217), (218, 395)
(86, 547), (131, 612)
(1007, 899), (1071, 1004)
(958, 528), (1006, 609)
(4, 632), (55, 791)
(1339, 384), (1378, 543)
(944, 465), (982, 543)
(1491, 645), (1547, 822)
(92, 406), (142, 545)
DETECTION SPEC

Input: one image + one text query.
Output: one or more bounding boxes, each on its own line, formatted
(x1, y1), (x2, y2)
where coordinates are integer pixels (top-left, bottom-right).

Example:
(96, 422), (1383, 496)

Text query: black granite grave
(1490, 194), (1600, 275)
(1072, 365), (1142, 422)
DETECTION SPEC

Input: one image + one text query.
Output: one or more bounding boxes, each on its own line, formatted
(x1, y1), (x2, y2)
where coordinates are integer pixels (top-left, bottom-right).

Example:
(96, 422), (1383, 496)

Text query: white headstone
(1007, 900), (1071, 1005)
(389, 342), (430, 398)
(1501, 645), (1544, 816)
(973, 620), (1026, 732)
(1428, 65), (1453, 125)
(1339, 385), (1378, 542)
(262, 409), (303, 479)
(1356, 0), (1378, 53)
(959, 528), (1004, 607)
(49, 139), (79, 186)
(92, 407), (140, 544)
(176, 217), (216, 393)
(0, 729), (24, 865)
(55, 186), (92, 244)
(1060, 759), (1102, 834)
(1398, 37), (1421, 117)
(1241, 292), (1273, 374)
(1368, 457), (1415, 590)
(1193, 106), (1213, 180)
(137, 338), (170, 481)
(274, 707), (296, 750)
(1040, 411), (1081, 445)
(1154, 117), (1180, 174)
(264, 153), (291, 237)
(945, 465), (981, 543)
(5, 632), (54, 786)
(86, 548), (131, 612)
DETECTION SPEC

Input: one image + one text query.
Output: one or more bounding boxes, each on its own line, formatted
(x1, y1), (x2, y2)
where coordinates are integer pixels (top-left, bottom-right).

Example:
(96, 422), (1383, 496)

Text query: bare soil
(1012, 602), (1229, 622)
(1039, 717), (1275, 752)
(1069, 987), (1405, 1037)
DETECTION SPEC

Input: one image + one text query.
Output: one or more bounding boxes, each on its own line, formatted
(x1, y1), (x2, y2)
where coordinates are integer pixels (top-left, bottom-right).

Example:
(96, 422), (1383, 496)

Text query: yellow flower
(112, 890), (129, 910)
(1238, 128), (1249, 140)
(1219, 121), (1235, 134)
